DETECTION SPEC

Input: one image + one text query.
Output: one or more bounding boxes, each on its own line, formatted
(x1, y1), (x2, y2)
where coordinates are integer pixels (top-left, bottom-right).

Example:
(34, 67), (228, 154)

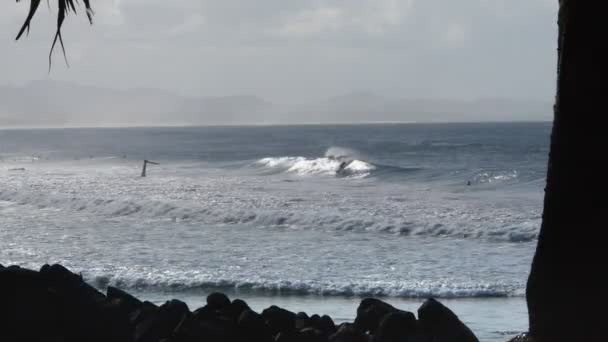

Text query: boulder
(0, 266), (60, 340)
(299, 327), (328, 342)
(222, 298), (252, 322)
(329, 323), (369, 342)
(39, 264), (131, 342)
(237, 310), (273, 342)
(417, 298), (478, 342)
(508, 333), (535, 342)
(131, 301), (159, 325)
(39, 264), (106, 304)
(296, 312), (310, 330)
(206, 292), (231, 311)
(1, 264), (132, 342)
(296, 314), (337, 336)
(354, 298), (400, 334)
(262, 305), (297, 336)
(172, 314), (239, 342)
(372, 311), (417, 342)
(135, 299), (190, 342)
(107, 286), (143, 316)
(319, 315), (337, 335)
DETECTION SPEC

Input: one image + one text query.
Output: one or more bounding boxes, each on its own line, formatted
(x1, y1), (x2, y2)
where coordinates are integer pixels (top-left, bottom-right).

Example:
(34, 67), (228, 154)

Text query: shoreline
(0, 263), (527, 342)
(133, 290), (528, 341)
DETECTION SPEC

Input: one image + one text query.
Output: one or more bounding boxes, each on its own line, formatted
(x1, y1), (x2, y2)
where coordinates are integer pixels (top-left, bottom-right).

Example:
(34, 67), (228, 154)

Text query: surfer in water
(336, 161), (349, 176)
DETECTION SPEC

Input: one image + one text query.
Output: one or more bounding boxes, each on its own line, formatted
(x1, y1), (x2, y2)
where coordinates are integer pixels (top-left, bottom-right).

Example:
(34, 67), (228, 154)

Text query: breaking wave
(85, 270), (524, 299)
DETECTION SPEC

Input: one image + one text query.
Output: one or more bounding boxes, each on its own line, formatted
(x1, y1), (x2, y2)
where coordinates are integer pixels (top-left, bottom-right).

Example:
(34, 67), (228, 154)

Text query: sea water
(0, 123), (550, 341)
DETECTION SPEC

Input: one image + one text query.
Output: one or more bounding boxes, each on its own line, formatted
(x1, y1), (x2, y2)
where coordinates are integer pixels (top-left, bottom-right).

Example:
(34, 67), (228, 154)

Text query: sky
(2, 0), (558, 105)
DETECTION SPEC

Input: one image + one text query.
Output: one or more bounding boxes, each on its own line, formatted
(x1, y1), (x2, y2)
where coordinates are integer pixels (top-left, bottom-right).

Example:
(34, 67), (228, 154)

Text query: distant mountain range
(0, 81), (552, 127)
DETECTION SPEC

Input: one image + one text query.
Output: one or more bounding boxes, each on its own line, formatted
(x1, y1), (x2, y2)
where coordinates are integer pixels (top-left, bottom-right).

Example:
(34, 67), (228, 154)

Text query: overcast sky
(2, 0), (557, 104)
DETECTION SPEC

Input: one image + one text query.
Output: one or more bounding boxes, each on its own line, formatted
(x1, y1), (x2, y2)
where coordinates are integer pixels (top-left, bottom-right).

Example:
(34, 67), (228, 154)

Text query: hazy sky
(2, 0), (557, 104)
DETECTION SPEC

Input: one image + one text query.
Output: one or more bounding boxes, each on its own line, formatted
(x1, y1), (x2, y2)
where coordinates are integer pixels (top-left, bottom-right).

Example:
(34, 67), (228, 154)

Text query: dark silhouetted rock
(262, 305), (297, 336)
(417, 298), (478, 342)
(297, 312), (310, 320)
(354, 298), (400, 334)
(172, 314), (239, 342)
(329, 323), (368, 342)
(299, 327), (328, 342)
(40, 264), (106, 304)
(372, 311), (417, 342)
(0, 266), (61, 341)
(135, 299), (190, 342)
(207, 292), (231, 310)
(296, 314), (337, 336)
(296, 312), (311, 330)
(319, 315), (337, 335)
(39, 264), (132, 342)
(0, 264), (133, 342)
(237, 310), (273, 342)
(108, 285), (143, 315)
(131, 301), (159, 325)
(222, 298), (252, 322)
(275, 331), (300, 342)
(508, 333), (535, 342)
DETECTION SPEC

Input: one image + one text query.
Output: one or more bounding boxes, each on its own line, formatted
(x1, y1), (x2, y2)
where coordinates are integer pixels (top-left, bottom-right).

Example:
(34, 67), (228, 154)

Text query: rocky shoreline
(0, 263), (527, 342)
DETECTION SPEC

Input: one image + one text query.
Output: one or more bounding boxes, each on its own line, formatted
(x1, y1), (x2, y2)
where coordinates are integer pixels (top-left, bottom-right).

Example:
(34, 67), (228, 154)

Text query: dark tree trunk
(527, 1), (607, 341)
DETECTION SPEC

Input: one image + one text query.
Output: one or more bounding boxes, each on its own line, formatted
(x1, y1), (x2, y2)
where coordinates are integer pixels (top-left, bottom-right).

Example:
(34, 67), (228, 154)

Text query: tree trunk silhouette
(527, 1), (607, 341)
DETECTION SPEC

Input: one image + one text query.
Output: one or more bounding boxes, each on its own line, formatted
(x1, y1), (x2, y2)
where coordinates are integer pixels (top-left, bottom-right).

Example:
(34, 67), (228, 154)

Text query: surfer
(141, 159), (160, 177)
(336, 161), (349, 176)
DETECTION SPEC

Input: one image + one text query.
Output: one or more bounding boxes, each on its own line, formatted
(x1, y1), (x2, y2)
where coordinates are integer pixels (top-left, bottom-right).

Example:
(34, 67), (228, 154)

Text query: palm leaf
(15, 0), (94, 70)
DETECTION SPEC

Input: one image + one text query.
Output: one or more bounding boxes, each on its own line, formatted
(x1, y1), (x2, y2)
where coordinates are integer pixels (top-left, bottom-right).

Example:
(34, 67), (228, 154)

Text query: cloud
(170, 14), (205, 35)
(276, 0), (411, 36)
(2, 0), (558, 110)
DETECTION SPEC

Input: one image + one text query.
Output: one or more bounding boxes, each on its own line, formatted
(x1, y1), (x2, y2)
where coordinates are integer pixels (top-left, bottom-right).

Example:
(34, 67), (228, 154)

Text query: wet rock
(372, 311), (417, 342)
(40, 264), (106, 303)
(238, 310), (273, 342)
(262, 305), (297, 336)
(0, 266), (60, 341)
(135, 299), (190, 342)
(172, 314), (239, 342)
(417, 298), (478, 342)
(107, 285), (143, 315)
(297, 314), (337, 336)
(354, 298), (400, 334)
(299, 327), (328, 342)
(508, 333), (534, 342)
(297, 312), (310, 319)
(39, 264), (131, 342)
(296, 312), (311, 330)
(329, 323), (369, 342)
(222, 298), (252, 322)
(131, 301), (159, 325)
(207, 292), (231, 310)
(319, 315), (337, 335)
(275, 331), (302, 342)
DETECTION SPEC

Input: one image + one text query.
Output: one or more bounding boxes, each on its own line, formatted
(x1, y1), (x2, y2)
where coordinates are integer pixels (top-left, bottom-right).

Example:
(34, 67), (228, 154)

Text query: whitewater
(0, 123), (549, 341)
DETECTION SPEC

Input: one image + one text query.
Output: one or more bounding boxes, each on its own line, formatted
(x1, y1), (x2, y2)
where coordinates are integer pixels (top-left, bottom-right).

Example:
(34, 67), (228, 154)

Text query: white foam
(257, 157), (305, 168)
(83, 269), (522, 298)
(258, 156), (375, 177)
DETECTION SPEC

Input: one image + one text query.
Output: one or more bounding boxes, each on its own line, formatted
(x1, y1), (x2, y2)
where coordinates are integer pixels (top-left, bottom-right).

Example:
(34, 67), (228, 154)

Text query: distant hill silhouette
(0, 81), (551, 127)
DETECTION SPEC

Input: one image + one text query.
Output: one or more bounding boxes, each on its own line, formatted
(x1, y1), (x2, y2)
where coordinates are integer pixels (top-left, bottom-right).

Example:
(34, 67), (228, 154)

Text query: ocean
(0, 123), (550, 341)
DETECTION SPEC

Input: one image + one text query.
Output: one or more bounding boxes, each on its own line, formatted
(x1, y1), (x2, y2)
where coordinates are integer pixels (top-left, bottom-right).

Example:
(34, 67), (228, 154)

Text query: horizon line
(0, 120), (553, 130)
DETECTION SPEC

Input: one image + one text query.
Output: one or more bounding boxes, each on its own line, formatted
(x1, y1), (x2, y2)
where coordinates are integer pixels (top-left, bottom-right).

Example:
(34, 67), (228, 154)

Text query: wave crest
(85, 270), (523, 299)
(258, 147), (375, 177)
